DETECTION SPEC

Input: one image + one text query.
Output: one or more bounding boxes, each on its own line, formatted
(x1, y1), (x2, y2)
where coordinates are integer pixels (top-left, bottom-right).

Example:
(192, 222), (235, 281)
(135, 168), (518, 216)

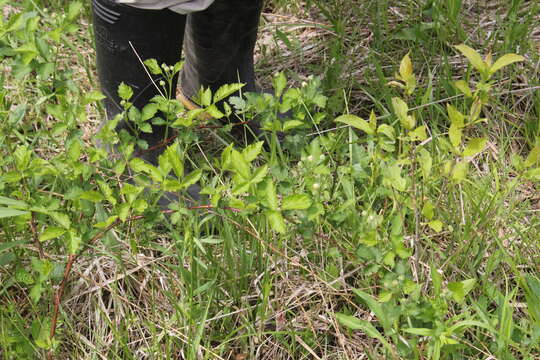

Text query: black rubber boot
(179, 0), (264, 115)
(92, 0), (186, 163)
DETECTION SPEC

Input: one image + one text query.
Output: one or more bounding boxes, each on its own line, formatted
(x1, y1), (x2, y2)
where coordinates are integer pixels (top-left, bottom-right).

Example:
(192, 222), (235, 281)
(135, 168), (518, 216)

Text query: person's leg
(179, 0), (264, 109)
(92, 0), (186, 161)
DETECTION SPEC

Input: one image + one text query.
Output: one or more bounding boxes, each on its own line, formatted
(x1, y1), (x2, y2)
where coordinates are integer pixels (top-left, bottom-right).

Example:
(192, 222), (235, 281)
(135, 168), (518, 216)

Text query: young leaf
(282, 194), (312, 211)
(490, 54), (525, 74)
(335, 114), (374, 135)
(265, 180), (279, 211)
(273, 72), (287, 98)
(455, 44), (488, 74)
(118, 82), (133, 101)
(143, 59), (162, 75)
(242, 141), (264, 163)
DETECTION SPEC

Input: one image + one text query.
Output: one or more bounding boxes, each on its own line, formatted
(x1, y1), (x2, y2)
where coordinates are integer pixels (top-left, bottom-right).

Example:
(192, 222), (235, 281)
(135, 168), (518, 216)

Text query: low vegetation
(1, 0), (539, 359)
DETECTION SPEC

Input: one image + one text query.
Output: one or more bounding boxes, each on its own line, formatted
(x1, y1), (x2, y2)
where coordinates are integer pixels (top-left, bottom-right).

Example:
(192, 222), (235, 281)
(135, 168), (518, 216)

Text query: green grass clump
(1, 0), (539, 359)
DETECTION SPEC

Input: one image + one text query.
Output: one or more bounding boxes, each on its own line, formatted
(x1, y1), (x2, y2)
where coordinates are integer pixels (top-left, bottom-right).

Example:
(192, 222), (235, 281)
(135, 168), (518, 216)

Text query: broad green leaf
(164, 143), (184, 179)
(242, 141), (263, 163)
(83, 90), (105, 104)
(428, 220), (443, 233)
(67, 1), (82, 20)
(80, 191), (105, 203)
(283, 120), (304, 132)
(490, 54), (525, 74)
(118, 82), (133, 101)
(409, 125), (427, 141)
(448, 278), (476, 303)
(66, 230), (82, 255)
(0, 207), (29, 219)
(399, 52), (413, 81)
(141, 103), (158, 121)
(231, 150), (250, 179)
(250, 165), (268, 185)
(455, 44), (487, 74)
(392, 97), (415, 129)
(462, 137), (487, 157)
(449, 123), (463, 148)
(335, 114), (374, 135)
(39, 227), (66, 242)
(180, 169), (202, 189)
(266, 210), (286, 233)
(451, 161), (468, 183)
(422, 201), (435, 220)
(377, 124), (395, 140)
(282, 194), (312, 211)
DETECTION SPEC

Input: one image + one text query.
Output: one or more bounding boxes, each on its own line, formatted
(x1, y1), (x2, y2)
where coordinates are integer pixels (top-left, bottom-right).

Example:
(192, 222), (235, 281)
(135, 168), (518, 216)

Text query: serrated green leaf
(118, 82), (133, 101)
(80, 191), (105, 203)
(181, 169), (202, 190)
(50, 212), (71, 229)
(213, 83), (244, 103)
(143, 58), (162, 75)
(231, 150), (250, 179)
(282, 194), (312, 211)
(242, 141), (263, 163)
(265, 180), (279, 211)
(335, 114), (374, 135)
(266, 210), (286, 233)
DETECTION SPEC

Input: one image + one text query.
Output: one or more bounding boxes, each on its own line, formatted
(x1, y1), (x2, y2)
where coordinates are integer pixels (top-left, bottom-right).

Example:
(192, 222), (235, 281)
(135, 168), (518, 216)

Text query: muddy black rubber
(180, 0), (264, 103)
(92, 0), (186, 160)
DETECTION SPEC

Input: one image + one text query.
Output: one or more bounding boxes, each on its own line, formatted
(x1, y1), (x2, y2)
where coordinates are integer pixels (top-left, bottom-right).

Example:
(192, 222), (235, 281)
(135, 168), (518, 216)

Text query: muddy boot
(92, 0), (199, 206)
(178, 0), (265, 138)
